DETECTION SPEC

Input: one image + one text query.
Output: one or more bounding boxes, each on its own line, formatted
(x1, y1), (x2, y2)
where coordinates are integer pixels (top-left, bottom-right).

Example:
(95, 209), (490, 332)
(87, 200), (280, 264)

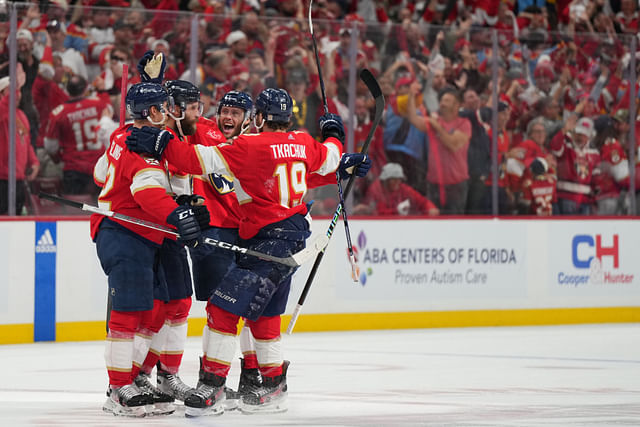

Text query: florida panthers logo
(208, 173), (234, 194)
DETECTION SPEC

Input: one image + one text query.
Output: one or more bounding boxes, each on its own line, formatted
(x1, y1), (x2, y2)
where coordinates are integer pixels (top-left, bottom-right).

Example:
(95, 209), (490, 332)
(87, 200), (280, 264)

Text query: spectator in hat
(112, 19), (134, 53)
(592, 114), (630, 215)
(47, 19), (88, 80)
(549, 115), (601, 215)
(32, 46), (68, 180)
(613, 109), (631, 148)
(226, 31), (250, 67)
(3, 29), (41, 147)
(354, 163), (439, 216)
(0, 75), (40, 215)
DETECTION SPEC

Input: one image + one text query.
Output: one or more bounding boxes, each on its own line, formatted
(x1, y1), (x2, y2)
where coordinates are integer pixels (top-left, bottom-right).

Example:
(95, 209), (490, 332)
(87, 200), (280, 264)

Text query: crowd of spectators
(1, 0), (640, 216)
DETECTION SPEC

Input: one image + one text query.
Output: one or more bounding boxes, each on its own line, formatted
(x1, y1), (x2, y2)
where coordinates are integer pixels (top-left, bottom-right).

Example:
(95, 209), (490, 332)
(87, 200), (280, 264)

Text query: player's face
(181, 101), (203, 135)
(218, 105), (246, 138)
(148, 102), (168, 128)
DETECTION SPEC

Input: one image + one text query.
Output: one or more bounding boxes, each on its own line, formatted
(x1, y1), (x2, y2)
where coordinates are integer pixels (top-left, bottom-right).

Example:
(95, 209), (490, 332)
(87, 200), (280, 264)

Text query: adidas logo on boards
(36, 229), (56, 253)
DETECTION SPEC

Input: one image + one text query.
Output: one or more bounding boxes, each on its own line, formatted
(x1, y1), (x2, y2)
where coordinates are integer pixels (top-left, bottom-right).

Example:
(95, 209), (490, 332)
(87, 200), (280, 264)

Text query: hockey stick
(38, 192), (328, 267)
(336, 170), (359, 282)
(308, 0), (328, 114)
(119, 63), (128, 126)
(286, 68), (384, 334)
(309, 0), (359, 274)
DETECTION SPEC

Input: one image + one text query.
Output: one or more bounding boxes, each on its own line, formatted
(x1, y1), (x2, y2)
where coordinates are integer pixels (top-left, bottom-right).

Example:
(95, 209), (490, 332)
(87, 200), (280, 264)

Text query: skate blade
(224, 398), (239, 411)
(145, 402), (176, 416)
(102, 398), (147, 418)
(239, 399), (288, 414)
(184, 403), (225, 418)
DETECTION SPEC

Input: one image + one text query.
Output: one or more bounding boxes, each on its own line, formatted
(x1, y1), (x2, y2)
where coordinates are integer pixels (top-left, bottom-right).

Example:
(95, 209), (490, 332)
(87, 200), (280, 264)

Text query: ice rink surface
(1, 324), (639, 426)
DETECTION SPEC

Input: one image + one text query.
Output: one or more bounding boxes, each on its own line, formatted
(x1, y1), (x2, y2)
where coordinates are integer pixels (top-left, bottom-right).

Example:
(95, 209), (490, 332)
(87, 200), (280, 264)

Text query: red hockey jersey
(46, 97), (111, 175)
(549, 131), (601, 204)
(521, 174), (557, 216)
(91, 125), (179, 244)
(189, 117), (242, 229)
(594, 137), (629, 200)
(162, 131), (343, 239)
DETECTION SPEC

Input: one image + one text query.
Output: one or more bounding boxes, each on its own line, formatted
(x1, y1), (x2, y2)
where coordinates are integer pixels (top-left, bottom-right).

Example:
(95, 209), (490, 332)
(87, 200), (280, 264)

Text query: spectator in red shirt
(0, 76), (40, 215)
(592, 114), (630, 215)
(407, 85), (472, 214)
(616, 0), (639, 34)
(354, 162), (439, 216)
(549, 115), (601, 215)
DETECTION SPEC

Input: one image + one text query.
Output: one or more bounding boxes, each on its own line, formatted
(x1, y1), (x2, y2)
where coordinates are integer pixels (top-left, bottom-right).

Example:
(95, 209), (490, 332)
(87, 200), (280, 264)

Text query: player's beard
(180, 117), (198, 136)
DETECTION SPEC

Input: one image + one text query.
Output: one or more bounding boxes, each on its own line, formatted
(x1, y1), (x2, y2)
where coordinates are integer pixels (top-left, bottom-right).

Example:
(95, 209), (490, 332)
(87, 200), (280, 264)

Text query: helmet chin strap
(240, 117), (252, 134)
(167, 109), (186, 138)
(146, 110), (166, 126)
(253, 114), (265, 131)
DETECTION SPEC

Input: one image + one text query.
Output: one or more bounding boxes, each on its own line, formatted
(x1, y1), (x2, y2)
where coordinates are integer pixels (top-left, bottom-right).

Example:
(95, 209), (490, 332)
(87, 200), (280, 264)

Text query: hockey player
(123, 87), (371, 417)
(44, 74), (112, 195)
(135, 50), (261, 409)
(92, 82), (207, 417)
(129, 79), (206, 408)
(189, 90), (263, 409)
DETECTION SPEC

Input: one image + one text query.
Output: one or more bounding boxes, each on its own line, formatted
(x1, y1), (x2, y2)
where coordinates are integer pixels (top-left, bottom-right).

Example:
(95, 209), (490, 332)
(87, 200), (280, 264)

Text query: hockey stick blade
(38, 192), (321, 267)
(287, 69), (384, 334)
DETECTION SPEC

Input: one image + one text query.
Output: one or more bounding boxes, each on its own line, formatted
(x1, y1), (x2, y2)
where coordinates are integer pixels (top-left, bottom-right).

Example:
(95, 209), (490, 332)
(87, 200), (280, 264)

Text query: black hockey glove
(174, 194), (210, 229)
(318, 113), (345, 144)
(137, 50), (166, 84)
(338, 153), (372, 180)
(125, 126), (173, 160)
(167, 204), (201, 247)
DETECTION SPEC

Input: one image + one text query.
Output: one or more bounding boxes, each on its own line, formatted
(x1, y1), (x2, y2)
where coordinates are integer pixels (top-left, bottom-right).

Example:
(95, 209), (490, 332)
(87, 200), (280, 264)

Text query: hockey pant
(208, 214), (310, 321)
(189, 227), (239, 301)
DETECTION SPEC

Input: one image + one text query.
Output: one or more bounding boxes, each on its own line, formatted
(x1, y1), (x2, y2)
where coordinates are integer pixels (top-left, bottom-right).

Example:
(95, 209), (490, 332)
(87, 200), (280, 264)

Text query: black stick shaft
(287, 69), (383, 333)
(308, 0), (329, 114)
